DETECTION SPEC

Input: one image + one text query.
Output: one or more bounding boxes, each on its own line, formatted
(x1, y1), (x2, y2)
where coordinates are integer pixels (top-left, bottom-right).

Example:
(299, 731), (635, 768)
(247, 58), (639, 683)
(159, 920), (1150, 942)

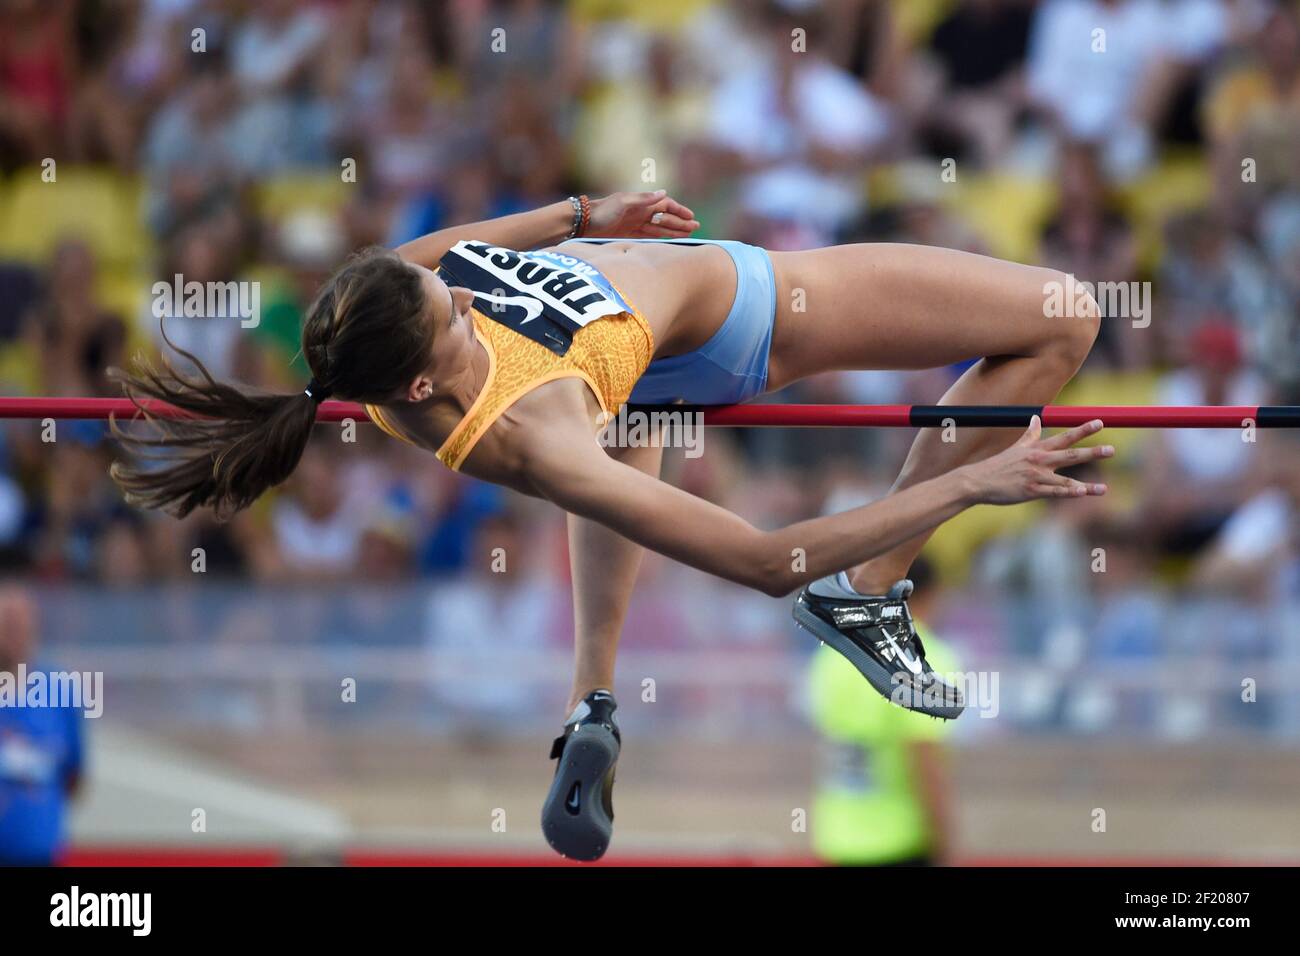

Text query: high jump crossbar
(0, 398), (1297, 428)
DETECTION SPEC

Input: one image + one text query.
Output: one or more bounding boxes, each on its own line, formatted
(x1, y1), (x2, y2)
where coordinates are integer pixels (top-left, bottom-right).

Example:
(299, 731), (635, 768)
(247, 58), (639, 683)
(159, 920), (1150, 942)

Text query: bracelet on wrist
(565, 196), (583, 239)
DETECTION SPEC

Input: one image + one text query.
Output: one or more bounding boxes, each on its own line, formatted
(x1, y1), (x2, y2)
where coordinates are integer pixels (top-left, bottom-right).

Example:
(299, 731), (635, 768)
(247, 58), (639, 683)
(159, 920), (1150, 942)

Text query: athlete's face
(405, 265), (476, 402)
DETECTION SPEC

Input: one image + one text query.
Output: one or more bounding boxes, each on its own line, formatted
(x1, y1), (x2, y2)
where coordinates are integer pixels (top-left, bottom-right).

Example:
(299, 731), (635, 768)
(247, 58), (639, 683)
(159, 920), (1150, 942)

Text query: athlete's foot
(541, 689), (620, 861)
(793, 574), (964, 720)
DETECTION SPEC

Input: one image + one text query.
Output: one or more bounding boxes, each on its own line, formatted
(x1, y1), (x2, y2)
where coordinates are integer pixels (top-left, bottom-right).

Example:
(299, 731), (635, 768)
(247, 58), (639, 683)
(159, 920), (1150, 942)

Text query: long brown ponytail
(110, 247), (434, 518)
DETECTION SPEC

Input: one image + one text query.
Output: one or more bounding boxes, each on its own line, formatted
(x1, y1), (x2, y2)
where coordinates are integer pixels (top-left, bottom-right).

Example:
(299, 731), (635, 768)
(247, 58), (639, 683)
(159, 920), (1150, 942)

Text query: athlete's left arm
(395, 191), (700, 269)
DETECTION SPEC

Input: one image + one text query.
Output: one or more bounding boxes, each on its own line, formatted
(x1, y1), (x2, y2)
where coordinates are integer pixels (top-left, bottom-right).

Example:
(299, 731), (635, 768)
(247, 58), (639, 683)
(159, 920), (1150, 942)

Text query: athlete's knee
(1042, 271), (1100, 373)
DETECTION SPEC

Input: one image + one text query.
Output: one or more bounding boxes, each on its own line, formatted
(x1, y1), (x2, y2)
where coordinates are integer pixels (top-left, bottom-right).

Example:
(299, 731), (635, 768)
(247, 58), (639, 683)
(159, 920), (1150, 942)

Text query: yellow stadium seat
(1116, 152), (1212, 270)
(96, 267), (151, 330)
(568, 0), (711, 29)
(241, 262), (294, 291)
(925, 500), (1044, 586)
(1058, 369), (1160, 408)
(865, 164), (904, 208)
(891, 0), (957, 46)
(941, 172), (1057, 262)
(254, 173), (351, 225)
(0, 166), (149, 270)
(0, 340), (41, 396)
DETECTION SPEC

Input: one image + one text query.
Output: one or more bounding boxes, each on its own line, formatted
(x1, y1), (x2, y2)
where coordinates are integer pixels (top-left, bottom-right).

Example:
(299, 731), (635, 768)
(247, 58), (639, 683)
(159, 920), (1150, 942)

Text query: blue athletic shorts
(568, 238), (776, 405)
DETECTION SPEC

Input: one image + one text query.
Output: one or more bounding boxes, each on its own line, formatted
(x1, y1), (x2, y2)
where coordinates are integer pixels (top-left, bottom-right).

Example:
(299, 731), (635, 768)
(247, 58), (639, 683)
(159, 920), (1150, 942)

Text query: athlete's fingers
(1039, 419), (1105, 451)
(645, 212), (698, 233)
(1068, 480), (1108, 496)
(1031, 475), (1108, 497)
(1015, 415), (1043, 446)
(1029, 478), (1090, 498)
(1033, 443), (1115, 468)
(646, 195), (698, 221)
(658, 197), (697, 221)
(1028, 482), (1075, 498)
(1034, 467), (1076, 487)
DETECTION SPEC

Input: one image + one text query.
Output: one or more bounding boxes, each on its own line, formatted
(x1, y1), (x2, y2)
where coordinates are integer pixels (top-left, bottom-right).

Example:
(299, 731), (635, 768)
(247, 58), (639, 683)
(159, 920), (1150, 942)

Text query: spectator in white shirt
(270, 440), (367, 579)
(1026, 0), (1227, 178)
(705, 1), (893, 238)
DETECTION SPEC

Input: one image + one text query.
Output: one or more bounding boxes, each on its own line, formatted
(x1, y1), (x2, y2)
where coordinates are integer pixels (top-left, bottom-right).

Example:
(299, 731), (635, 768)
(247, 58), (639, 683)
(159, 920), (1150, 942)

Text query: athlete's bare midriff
(549, 239), (738, 359)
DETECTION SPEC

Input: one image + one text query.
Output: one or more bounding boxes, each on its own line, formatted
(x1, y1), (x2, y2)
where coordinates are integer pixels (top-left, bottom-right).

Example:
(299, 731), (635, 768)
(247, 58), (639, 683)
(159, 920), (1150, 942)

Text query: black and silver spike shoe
(541, 689), (620, 861)
(794, 574), (964, 720)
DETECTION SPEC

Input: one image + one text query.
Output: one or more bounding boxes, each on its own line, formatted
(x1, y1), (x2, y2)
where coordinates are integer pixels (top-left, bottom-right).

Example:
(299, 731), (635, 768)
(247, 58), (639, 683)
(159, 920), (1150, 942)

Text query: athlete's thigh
(766, 243), (1062, 388)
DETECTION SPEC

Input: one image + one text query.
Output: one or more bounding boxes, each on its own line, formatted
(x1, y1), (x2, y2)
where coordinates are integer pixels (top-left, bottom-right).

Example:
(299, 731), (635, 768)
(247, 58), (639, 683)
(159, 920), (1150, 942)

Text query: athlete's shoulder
(479, 381), (605, 496)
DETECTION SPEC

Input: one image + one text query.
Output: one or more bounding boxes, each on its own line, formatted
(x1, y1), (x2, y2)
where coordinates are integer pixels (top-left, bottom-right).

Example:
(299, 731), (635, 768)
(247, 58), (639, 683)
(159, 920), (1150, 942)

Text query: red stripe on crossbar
(0, 398), (1293, 428)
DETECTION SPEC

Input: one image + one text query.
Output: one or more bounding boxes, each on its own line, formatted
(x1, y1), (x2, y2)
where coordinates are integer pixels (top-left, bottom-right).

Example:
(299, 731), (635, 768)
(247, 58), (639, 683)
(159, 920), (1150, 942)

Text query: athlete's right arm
(395, 192), (699, 269)
(522, 416), (1111, 598)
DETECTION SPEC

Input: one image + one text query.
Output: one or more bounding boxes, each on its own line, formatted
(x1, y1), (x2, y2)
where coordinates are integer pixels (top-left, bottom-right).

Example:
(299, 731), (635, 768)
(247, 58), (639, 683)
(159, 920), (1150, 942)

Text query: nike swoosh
(885, 633), (924, 675)
(473, 291), (544, 324)
(568, 702), (592, 723)
(567, 783), (581, 810)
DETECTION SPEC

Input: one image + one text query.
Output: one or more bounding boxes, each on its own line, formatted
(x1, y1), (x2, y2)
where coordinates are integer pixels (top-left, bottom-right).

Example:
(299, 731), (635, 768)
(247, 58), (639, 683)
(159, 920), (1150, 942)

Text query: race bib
(438, 240), (633, 356)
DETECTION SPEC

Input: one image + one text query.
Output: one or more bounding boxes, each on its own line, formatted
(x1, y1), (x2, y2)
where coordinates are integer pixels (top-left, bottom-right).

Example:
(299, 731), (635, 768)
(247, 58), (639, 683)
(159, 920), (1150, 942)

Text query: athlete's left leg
(765, 242), (1100, 593)
(565, 438), (664, 712)
(543, 436), (663, 861)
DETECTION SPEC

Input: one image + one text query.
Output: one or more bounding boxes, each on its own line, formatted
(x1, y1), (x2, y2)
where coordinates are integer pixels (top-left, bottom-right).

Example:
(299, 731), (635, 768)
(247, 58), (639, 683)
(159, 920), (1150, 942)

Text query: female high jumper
(112, 190), (1111, 861)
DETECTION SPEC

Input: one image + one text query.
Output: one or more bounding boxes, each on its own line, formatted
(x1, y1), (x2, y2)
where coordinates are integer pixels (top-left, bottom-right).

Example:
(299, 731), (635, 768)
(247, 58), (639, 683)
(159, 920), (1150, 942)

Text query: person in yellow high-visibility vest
(805, 559), (958, 866)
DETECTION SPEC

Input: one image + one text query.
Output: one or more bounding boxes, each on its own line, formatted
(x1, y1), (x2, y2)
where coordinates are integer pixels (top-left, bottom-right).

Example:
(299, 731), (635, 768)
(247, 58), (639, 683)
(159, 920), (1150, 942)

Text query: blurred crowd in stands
(0, 0), (1297, 631)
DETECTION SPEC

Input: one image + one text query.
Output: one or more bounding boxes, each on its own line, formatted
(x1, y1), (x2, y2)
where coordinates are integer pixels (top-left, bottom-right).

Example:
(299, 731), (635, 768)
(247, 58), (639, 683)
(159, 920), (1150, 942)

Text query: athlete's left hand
(585, 190), (701, 239)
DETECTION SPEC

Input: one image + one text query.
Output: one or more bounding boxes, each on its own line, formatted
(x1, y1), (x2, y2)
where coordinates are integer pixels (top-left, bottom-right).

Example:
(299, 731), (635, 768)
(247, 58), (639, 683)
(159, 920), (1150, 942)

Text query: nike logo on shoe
(566, 782), (582, 813)
(884, 632), (924, 675)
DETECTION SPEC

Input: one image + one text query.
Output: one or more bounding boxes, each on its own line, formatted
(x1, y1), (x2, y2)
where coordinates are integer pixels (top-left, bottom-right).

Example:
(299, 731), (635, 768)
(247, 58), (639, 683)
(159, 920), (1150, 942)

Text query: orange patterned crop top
(365, 241), (655, 472)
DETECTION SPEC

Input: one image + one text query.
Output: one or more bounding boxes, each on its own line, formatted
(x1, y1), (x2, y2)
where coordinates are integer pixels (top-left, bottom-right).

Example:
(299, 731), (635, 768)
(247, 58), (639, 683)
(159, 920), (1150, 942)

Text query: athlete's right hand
(962, 417), (1112, 505)
(585, 190), (701, 239)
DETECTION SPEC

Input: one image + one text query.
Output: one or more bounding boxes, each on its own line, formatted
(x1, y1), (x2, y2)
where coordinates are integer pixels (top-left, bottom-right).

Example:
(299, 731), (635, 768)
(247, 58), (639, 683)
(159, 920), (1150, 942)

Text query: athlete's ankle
(847, 565), (907, 596)
(564, 685), (612, 717)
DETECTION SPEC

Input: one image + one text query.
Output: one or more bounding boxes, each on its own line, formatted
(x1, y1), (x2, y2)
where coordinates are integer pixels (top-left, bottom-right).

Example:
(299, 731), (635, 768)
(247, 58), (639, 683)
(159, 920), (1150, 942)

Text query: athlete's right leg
(765, 243), (1100, 594)
(768, 243), (1100, 718)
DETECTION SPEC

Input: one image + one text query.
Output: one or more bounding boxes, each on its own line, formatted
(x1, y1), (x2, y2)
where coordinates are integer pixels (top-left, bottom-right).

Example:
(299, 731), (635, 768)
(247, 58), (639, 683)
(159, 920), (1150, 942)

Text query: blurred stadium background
(1, 0), (1299, 865)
